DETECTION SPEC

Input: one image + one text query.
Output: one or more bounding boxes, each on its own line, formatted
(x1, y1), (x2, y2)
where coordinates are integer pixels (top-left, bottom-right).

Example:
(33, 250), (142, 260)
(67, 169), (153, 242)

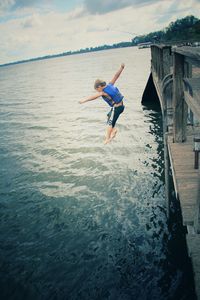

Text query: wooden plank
(168, 134), (199, 225)
(194, 169), (200, 233)
(186, 234), (200, 300)
(184, 91), (200, 120)
(193, 67), (200, 77)
(182, 207), (195, 225)
(151, 44), (171, 50)
(164, 133), (170, 217)
(173, 46), (200, 61)
(163, 47), (172, 78)
(185, 57), (200, 68)
(185, 78), (200, 92)
(184, 78), (200, 120)
(152, 71), (164, 113)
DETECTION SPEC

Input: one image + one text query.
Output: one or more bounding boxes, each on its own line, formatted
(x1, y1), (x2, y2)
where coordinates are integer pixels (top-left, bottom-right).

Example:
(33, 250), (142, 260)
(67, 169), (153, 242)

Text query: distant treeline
(1, 15), (200, 67)
(133, 15), (200, 45)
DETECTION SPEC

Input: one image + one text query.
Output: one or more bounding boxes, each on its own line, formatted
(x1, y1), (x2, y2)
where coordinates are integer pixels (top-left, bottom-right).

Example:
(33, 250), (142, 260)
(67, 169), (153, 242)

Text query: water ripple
(0, 48), (195, 300)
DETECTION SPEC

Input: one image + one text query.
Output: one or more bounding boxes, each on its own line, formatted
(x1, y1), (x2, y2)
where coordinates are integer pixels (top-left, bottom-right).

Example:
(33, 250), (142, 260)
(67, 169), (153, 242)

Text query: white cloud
(21, 14), (42, 28)
(83, 0), (163, 14)
(0, 0), (15, 11)
(0, 0), (200, 64)
(0, 0), (46, 12)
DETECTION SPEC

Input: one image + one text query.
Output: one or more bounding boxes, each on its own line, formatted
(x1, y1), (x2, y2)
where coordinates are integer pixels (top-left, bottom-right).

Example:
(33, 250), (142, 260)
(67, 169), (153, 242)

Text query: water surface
(0, 48), (196, 300)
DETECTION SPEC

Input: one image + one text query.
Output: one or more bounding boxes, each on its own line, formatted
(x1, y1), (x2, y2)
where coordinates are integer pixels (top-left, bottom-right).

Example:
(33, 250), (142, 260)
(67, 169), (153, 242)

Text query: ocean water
(0, 48), (196, 300)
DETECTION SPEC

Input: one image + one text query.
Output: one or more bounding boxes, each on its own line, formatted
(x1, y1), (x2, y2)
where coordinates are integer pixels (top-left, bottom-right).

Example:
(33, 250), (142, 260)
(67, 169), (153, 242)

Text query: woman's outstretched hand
(79, 99), (85, 104)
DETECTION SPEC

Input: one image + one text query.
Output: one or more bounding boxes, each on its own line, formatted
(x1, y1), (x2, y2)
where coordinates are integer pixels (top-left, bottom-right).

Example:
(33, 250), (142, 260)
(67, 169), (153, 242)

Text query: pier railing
(151, 45), (200, 233)
(172, 47), (200, 143)
(151, 45), (172, 82)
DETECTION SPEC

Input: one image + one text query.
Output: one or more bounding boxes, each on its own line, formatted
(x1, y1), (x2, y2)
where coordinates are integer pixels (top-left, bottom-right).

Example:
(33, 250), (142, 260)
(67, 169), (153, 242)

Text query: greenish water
(0, 48), (196, 300)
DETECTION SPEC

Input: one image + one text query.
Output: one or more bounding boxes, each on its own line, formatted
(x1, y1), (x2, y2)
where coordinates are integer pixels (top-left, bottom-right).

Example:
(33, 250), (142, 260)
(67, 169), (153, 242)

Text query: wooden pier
(146, 44), (200, 299)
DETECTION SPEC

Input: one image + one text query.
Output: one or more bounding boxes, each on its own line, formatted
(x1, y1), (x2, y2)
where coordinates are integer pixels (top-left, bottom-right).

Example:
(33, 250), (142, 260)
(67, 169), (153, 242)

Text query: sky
(0, 0), (200, 64)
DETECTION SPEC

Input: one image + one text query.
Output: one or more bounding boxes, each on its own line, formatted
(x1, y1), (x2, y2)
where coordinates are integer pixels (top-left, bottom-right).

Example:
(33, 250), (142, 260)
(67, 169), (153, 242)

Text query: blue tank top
(102, 84), (124, 107)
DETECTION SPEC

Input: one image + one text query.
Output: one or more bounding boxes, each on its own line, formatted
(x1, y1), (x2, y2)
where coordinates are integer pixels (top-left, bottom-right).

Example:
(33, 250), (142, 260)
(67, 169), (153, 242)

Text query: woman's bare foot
(104, 138), (111, 144)
(110, 128), (118, 139)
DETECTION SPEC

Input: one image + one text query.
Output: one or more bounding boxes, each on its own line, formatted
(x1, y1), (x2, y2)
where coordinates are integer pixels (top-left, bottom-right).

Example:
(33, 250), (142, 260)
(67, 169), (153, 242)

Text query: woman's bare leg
(104, 126), (113, 144)
(104, 127), (118, 144)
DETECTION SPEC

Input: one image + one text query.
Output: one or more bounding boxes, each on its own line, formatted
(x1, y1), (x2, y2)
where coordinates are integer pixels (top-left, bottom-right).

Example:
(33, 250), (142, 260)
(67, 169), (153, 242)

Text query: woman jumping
(79, 64), (125, 144)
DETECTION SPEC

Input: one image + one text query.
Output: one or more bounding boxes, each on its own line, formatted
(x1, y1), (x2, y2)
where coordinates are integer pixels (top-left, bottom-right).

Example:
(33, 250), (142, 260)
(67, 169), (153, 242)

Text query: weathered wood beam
(194, 170), (200, 233)
(173, 52), (187, 142)
(173, 46), (200, 60)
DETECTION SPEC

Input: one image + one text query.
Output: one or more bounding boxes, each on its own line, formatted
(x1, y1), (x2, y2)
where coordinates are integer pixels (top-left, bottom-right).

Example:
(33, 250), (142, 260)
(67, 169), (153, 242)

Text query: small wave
(28, 125), (49, 130)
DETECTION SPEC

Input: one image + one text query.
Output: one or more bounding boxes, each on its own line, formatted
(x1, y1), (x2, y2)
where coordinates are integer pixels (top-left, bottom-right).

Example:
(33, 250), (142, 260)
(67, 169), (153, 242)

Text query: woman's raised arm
(109, 63), (125, 85)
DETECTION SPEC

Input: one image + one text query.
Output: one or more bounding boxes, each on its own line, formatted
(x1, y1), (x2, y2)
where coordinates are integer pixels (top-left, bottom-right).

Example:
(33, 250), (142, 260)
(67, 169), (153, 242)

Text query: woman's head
(94, 79), (106, 91)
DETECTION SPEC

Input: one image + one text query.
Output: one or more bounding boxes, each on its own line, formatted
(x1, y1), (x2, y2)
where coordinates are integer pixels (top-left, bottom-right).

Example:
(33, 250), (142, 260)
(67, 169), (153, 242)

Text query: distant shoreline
(0, 42), (134, 68)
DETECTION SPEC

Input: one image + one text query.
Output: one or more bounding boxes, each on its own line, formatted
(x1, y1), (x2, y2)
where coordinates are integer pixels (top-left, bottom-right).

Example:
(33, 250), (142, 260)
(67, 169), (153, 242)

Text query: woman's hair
(94, 79), (106, 89)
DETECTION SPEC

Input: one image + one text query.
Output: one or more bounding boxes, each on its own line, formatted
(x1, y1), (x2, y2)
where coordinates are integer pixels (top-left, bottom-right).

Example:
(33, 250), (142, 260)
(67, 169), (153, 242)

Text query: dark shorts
(107, 105), (125, 128)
